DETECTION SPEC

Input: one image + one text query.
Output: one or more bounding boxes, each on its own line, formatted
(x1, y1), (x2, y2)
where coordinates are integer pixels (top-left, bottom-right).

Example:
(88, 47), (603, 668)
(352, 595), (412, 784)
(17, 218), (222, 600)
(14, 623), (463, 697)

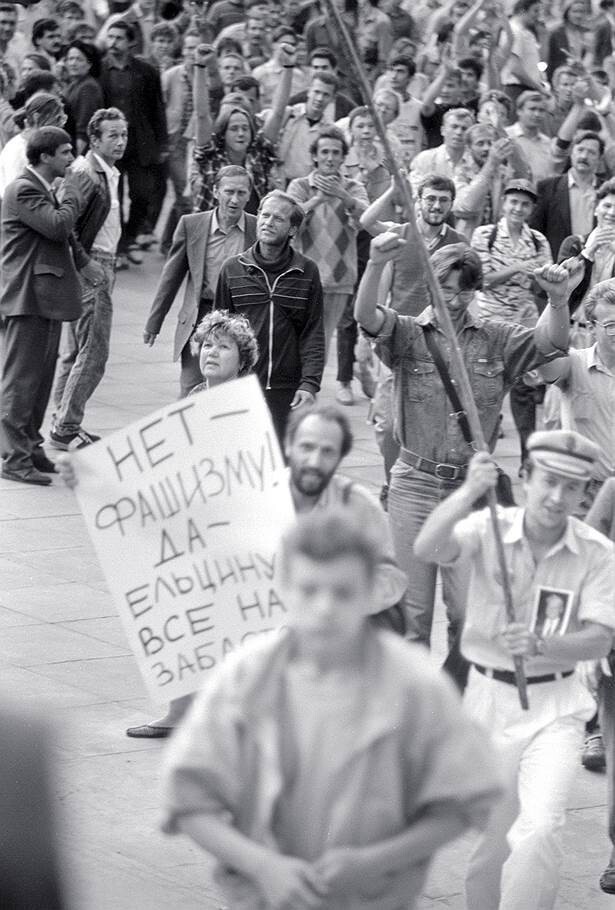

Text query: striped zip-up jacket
(214, 244), (324, 394)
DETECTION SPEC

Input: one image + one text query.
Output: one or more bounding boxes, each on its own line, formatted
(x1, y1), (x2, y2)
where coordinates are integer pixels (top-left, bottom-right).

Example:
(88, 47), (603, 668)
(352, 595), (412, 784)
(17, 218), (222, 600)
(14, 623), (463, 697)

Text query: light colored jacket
(162, 629), (502, 909)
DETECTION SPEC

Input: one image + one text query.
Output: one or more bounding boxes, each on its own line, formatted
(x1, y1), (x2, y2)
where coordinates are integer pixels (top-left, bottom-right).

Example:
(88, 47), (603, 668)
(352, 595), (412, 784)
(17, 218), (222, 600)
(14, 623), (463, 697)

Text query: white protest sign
(72, 376), (294, 703)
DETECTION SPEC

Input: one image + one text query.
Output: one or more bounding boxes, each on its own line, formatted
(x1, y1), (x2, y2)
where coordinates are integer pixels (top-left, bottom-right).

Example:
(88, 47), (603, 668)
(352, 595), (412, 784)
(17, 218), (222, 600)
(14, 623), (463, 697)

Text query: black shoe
(49, 429), (100, 451)
(126, 244), (144, 264)
(582, 733), (606, 771)
(2, 466), (52, 486)
(600, 863), (615, 894)
(31, 450), (57, 473)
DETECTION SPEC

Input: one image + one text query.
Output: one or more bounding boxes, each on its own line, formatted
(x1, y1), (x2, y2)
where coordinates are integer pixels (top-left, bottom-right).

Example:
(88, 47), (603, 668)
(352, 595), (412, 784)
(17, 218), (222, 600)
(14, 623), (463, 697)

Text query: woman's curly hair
(190, 309), (258, 377)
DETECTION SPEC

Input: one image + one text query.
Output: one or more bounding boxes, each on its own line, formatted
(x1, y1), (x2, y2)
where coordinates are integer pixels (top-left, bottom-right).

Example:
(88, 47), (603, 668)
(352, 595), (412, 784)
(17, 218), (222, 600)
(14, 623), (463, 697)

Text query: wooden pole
(322, 0), (528, 709)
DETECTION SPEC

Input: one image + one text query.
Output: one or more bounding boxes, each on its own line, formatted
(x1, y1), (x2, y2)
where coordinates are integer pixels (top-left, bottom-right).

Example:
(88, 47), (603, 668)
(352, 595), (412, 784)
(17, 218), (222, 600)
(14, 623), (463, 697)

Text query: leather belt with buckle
(399, 448), (467, 481)
(473, 663), (575, 685)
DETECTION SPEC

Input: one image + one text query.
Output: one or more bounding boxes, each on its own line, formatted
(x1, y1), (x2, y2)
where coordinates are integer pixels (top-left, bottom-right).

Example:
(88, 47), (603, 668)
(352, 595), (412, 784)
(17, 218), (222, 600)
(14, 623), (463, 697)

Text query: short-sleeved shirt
(551, 344), (615, 481)
(278, 104), (333, 182)
(409, 144), (478, 198)
(371, 305), (562, 464)
(450, 506), (615, 673)
(472, 218), (552, 327)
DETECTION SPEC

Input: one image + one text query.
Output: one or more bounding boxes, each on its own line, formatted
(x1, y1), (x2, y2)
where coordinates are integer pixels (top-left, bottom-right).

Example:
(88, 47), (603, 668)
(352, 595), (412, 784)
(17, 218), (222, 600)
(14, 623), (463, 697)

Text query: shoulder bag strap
(422, 326), (475, 448)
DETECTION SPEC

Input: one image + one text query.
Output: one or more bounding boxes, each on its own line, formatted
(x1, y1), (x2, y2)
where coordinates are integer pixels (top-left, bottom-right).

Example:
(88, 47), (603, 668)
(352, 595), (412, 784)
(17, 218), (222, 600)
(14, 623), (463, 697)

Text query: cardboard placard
(73, 376), (294, 702)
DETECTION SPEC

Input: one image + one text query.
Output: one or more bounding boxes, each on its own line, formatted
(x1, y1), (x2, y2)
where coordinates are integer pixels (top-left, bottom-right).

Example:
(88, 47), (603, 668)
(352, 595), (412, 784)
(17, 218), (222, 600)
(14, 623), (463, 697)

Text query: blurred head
(21, 70), (60, 101)
(348, 106), (375, 143)
(373, 88), (399, 124)
(552, 66), (577, 105)
(570, 130), (604, 175)
(594, 178), (615, 231)
(417, 174), (455, 225)
(584, 275), (615, 358)
(57, 0), (84, 38)
(87, 107), (127, 163)
(280, 509), (376, 648)
(105, 21), (134, 55)
(458, 56), (483, 94)
(181, 30), (200, 65)
(309, 46), (336, 78)
(310, 126), (348, 175)
(191, 309), (258, 384)
(441, 108), (475, 150)
(20, 53), (51, 82)
(306, 73), (337, 119)
(32, 18), (62, 57)
(26, 126), (73, 177)
(23, 92), (66, 129)
(563, 0), (590, 27)
(478, 89), (512, 127)
(284, 406), (352, 498)
(466, 122), (497, 165)
(387, 54), (415, 92)
(439, 69), (462, 105)
(63, 41), (101, 79)
(513, 0), (542, 25)
(218, 52), (244, 88)
(149, 21), (178, 59)
(0, 2), (17, 45)
(516, 90), (546, 130)
(246, 15), (266, 42)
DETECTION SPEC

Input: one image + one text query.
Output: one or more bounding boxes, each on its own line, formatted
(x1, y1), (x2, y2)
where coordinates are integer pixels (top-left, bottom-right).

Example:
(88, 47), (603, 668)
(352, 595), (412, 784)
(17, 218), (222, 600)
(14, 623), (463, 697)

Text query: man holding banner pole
(354, 237), (578, 686)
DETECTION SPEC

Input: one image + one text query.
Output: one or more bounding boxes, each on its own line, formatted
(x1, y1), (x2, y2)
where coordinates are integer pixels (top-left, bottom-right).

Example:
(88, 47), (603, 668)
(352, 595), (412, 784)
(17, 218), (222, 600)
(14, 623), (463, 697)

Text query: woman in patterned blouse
(189, 43), (295, 213)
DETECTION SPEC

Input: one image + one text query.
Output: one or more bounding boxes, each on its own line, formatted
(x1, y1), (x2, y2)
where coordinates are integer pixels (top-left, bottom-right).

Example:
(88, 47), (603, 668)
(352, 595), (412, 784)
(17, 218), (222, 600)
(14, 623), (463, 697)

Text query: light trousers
(465, 668), (595, 910)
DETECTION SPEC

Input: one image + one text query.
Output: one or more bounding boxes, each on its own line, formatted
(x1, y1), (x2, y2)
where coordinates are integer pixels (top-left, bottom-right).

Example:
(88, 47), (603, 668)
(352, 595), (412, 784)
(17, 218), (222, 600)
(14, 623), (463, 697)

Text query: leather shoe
(600, 863), (615, 894)
(2, 466), (52, 486)
(31, 451), (57, 473)
(582, 733), (606, 771)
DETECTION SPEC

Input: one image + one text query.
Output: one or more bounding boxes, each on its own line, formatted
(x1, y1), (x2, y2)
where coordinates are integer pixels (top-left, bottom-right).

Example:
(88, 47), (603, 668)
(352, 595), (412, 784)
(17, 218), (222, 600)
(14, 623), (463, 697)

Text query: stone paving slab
(1, 248), (611, 909)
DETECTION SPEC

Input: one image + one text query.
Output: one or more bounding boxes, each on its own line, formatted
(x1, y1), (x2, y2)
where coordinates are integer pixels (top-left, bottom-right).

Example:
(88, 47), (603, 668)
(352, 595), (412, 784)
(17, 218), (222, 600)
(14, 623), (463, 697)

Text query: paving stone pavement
(0, 250), (612, 909)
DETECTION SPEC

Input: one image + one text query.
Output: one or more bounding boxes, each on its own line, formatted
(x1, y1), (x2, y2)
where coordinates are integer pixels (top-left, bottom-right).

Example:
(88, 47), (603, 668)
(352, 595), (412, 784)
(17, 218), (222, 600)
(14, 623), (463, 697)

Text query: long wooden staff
(322, 0), (529, 709)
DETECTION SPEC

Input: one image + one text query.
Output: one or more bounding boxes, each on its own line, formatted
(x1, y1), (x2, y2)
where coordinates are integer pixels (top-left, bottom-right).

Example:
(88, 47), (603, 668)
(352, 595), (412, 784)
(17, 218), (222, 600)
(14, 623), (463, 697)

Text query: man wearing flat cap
(415, 428), (615, 910)
(471, 177), (553, 464)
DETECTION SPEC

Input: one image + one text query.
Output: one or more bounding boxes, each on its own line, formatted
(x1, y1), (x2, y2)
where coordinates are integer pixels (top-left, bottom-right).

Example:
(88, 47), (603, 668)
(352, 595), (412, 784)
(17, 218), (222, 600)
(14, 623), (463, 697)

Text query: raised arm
(453, 0), (489, 58)
(533, 261), (581, 352)
(420, 56), (453, 118)
(360, 180), (401, 234)
(193, 44), (216, 147)
(262, 42), (296, 143)
(354, 232), (406, 334)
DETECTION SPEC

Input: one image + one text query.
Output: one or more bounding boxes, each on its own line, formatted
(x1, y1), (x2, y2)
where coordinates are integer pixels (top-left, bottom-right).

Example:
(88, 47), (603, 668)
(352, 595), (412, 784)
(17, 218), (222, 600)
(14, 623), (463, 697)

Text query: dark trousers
(119, 160), (158, 249)
(264, 388), (295, 445)
(336, 296), (357, 383)
(1, 314), (61, 471)
(144, 160), (168, 236)
(509, 378), (537, 462)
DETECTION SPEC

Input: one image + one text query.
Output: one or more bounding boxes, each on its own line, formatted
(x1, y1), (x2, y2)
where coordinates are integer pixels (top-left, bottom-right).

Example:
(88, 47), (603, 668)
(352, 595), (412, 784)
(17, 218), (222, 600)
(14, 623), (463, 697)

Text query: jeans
(1, 315), (61, 471)
(600, 671), (615, 862)
(323, 291), (352, 364)
(336, 295), (357, 383)
(53, 255), (116, 436)
(372, 373), (400, 482)
(387, 459), (470, 647)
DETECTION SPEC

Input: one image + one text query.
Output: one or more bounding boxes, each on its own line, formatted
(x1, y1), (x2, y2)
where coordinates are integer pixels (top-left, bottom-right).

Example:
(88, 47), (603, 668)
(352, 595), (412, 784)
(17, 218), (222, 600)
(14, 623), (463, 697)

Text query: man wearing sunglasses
(539, 274), (615, 780)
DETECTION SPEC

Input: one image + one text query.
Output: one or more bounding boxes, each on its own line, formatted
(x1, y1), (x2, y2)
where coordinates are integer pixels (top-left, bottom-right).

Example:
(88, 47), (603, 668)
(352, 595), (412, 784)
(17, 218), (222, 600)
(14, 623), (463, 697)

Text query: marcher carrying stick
(321, 0), (529, 709)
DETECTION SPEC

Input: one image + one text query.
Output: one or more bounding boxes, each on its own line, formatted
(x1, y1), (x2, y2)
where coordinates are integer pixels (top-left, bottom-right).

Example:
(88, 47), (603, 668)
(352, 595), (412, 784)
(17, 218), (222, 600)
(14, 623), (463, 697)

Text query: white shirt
(91, 153), (121, 255)
(0, 132), (26, 198)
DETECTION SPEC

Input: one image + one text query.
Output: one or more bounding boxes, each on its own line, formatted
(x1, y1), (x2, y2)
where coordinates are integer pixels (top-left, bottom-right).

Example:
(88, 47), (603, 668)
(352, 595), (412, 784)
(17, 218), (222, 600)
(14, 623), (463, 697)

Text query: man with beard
(360, 174), (467, 489)
(285, 404), (408, 625)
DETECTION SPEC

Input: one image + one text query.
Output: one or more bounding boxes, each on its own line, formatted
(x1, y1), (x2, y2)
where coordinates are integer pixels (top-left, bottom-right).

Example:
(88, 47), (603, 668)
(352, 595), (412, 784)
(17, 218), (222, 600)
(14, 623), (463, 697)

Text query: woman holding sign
(58, 310), (259, 738)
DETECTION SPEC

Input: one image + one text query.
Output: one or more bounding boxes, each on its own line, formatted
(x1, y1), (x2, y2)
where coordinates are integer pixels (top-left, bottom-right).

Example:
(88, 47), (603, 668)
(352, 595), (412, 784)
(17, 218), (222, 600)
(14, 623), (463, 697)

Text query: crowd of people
(1, 0), (615, 908)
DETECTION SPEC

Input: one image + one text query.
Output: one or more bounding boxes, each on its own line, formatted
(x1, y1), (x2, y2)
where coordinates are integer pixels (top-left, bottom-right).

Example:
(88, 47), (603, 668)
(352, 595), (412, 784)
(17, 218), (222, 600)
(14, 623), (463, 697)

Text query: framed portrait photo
(529, 586), (574, 638)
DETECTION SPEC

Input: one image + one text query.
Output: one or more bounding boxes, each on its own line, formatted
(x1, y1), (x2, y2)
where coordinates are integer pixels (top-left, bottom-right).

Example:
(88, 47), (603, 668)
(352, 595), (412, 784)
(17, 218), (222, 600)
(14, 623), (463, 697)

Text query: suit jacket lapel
(187, 210), (212, 298)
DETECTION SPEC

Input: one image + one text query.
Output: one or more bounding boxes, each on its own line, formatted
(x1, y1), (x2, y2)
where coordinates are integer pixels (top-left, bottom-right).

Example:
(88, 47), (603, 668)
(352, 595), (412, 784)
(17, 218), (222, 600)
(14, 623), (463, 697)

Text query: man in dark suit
(144, 165), (257, 396)
(557, 177), (615, 314)
(99, 18), (168, 264)
(531, 130), (604, 258)
(0, 126), (86, 486)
